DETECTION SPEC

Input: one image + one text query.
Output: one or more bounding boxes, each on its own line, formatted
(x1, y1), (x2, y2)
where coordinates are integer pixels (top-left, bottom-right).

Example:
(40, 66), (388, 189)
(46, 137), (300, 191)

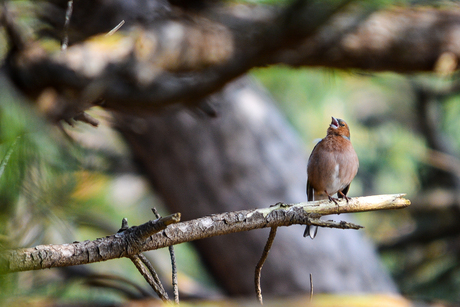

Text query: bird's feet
(338, 191), (350, 203)
(326, 191), (340, 214)
(327, 194), (339, 205)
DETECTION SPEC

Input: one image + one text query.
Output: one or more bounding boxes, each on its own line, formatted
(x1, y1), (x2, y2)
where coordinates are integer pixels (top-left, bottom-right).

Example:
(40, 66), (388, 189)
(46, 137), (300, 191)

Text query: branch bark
(1, 194), (410, 274)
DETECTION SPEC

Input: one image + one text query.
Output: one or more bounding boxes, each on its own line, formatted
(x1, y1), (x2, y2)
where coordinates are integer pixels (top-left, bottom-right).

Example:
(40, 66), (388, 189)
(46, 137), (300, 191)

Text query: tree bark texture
(115, 76), (398, 296)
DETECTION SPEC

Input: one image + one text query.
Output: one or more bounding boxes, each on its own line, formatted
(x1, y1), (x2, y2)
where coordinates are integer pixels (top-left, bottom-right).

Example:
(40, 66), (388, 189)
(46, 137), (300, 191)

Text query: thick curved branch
(5, 3), (460, 118)
(279, 8), (460, 72)
(1, 194), (410, 274)
(6, 0), (350, 113)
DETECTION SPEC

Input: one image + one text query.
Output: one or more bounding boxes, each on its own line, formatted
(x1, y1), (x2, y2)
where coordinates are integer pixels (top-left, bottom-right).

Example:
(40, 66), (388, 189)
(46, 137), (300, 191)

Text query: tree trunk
(115, 76), (397, 296)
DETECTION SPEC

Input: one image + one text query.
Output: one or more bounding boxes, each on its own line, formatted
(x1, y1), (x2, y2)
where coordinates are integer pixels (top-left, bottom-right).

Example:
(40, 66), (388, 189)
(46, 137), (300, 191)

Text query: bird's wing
(306, 180), (314, 201)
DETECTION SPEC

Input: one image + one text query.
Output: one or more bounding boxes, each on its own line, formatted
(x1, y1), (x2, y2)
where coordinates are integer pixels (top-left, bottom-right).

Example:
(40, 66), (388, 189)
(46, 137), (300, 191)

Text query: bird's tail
(303, 193), (326, 239)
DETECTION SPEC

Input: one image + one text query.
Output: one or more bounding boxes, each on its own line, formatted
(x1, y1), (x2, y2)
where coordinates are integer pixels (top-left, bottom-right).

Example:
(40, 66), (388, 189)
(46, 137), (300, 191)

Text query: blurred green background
(254, 67), (460, 302)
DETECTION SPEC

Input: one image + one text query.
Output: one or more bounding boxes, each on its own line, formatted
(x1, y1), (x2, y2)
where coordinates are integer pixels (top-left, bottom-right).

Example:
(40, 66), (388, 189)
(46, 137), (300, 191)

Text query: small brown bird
(304, 117), (359, 238)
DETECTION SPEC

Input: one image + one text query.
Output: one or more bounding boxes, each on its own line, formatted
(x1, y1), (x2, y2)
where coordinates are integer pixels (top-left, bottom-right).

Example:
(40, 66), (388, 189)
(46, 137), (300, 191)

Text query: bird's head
(327, 116), (351, 140)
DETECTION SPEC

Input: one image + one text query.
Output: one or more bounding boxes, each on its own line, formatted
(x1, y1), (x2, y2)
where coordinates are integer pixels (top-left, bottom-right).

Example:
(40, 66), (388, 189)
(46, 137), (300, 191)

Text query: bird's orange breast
(307, 135), (358, 196)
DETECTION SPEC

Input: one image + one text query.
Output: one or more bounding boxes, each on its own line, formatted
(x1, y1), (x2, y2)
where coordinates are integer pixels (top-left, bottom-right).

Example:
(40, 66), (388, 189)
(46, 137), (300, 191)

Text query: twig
(137, 254), (163, 290)
(118, 218), (129, 232)
(61, 0), (73, 51)
(137, 253), (168, 299)
(129, 254), (169, 302)
(106, 20), (125, 36)
(152, 208), (179, 304)
(254, 216), (346, 304)
(169, 245), (179, 304)
(255, 227), (277, 305)
(121, 216), (169, 300)
(309, 218), (363, 230)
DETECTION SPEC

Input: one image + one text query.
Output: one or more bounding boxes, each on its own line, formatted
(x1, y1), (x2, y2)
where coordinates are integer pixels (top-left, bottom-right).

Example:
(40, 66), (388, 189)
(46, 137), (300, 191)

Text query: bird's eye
(339, 122), (345, 127)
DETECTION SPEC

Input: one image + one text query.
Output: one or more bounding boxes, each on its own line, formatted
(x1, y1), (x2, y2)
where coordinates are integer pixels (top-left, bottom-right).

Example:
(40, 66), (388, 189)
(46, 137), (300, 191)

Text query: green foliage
(0, 80), (69, 229)
(0, 80), (212, 305)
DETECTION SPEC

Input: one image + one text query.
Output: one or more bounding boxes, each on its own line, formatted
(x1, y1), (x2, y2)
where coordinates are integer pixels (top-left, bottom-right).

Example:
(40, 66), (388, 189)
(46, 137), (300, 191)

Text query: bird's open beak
(330, 117), (339, 129)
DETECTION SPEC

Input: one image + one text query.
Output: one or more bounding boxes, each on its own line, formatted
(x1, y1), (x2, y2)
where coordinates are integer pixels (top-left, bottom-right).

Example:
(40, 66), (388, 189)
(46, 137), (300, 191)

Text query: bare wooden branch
(0, 194), (409, 274)
(1, 213), (181, 273)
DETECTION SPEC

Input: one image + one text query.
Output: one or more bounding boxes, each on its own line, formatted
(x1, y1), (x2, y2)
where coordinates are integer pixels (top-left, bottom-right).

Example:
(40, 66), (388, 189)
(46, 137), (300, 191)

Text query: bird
(304, 116), (359, 238)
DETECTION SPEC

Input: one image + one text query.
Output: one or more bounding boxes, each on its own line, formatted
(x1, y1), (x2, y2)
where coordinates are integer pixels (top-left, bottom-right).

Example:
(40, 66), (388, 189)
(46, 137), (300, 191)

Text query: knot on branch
(124, 226), (145, 255)
(305, 213), (322, 225)
(122, 213), (181, 255)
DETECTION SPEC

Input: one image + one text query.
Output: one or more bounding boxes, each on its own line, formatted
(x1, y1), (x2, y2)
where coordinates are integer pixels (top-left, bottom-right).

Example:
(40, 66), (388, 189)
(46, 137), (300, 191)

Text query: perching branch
(0, 194), (410, 274)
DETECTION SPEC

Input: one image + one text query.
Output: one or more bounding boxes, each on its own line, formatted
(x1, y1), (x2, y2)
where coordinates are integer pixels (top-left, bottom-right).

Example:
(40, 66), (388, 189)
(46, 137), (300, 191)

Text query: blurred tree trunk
(115, 76), (397, 296)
